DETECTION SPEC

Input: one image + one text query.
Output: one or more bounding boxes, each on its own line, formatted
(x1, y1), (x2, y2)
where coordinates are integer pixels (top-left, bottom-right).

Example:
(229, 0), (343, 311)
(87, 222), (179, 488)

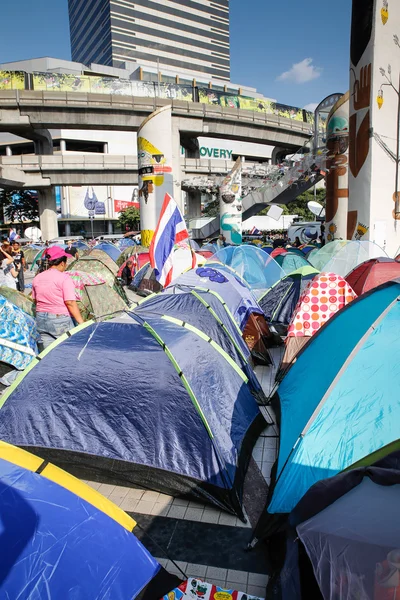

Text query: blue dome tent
(93, 242), (121, 262)
(0, 441), (179, 599)
(0, 295), (38, 370)
(254, 280), (400, 541)
(0, 316), (265, 519)
(166, 266), (273, 364)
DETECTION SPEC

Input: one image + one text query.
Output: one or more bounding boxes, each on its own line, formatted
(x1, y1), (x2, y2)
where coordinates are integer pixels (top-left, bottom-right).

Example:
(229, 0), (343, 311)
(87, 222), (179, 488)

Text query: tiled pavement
(83, 347), (283, 597)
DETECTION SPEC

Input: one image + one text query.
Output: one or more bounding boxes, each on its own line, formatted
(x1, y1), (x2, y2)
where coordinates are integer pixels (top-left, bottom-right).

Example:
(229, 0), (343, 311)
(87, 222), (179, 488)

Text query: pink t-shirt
(32, 269), (76, 316)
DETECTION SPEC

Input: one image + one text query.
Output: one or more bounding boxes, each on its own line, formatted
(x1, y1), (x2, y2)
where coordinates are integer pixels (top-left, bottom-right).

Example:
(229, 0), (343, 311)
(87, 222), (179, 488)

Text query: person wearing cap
(32, 246), (84, 349)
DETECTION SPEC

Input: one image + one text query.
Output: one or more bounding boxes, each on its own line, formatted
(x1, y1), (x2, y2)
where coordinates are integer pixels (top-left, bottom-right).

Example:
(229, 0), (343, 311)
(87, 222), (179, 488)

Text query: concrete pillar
(172, 120), (183, 210)
(220, 157), (243, 244)
(33, 129), (53, 156)
(38, 188), (59, 241)
(65, 222), (71, 236)
(187, 190), (202, 220)
(5, 146), (12, 156)
(325, 92), (349, 241)
(108, 222), (113, 234)
(60, 140), (67, 153)
(103, 143), (109, 154)
(137, 105), (174, 247)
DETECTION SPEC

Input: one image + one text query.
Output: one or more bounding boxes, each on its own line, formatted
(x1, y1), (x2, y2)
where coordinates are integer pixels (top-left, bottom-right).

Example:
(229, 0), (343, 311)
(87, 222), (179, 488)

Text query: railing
(0, 69), (315, 124)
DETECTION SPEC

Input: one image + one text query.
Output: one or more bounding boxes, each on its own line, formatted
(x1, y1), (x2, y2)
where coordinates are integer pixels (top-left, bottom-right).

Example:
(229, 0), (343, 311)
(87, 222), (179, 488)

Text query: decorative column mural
(137, 106), (174, 247)
(219, 157), (243, 244)
(325, 92), (350, 241)
(349, 0), (400, 254)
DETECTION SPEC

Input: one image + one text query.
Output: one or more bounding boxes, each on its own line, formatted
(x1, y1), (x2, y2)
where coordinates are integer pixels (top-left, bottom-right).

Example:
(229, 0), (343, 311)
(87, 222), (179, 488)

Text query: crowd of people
(0, 240), (26, 291)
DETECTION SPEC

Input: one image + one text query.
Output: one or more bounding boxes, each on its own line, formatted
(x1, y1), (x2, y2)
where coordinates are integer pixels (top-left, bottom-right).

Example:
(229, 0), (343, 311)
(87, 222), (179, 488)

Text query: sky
(0, 0), (352, 110)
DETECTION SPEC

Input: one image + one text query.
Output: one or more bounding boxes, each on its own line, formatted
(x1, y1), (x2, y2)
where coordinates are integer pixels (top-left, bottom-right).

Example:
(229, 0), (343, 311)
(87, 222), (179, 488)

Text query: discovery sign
(181, 146), (233, 159)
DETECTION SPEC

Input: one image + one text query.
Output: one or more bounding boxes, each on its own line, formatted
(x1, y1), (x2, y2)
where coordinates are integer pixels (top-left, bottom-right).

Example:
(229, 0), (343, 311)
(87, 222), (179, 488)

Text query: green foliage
(202, 198), (219, 217)
(118, 206), (140, 230)
(0, 188), (39, 223)
(259, 188), (326, 221)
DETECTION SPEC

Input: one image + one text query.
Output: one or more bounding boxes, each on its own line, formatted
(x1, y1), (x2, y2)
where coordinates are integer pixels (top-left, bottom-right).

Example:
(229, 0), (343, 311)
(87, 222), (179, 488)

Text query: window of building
(141, 71), (159, 82)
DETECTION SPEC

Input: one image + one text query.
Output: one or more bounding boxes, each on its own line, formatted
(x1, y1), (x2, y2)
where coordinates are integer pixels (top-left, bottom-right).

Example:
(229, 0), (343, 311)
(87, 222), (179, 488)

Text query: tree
(117, 206), (140, 231)
(0, 189), (39, 223)
(258, 188), (326, 221)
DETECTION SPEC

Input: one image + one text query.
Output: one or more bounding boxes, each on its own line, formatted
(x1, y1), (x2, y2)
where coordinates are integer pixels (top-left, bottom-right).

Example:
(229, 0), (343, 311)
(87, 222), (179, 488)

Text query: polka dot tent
(287, 273), (357, 338)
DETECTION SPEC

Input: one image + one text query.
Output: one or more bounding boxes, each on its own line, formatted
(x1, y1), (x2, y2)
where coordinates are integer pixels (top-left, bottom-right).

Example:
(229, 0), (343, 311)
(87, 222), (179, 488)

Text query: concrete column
(172, 120), (183, 211)
(38, 188), (59, 241)
(108, 222), (113, 234)
(60, 140), (67, 153)
(103, 143), (109, 154)
(65, 222), (71, 236)
(5, 146), (12, 156)
(33, 129), (53, 156)
(187, 190), (202, 219)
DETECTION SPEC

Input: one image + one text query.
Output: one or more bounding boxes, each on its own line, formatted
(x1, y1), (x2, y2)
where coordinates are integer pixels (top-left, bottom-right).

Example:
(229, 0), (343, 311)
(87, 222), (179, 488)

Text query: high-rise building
(68, 0), (230, 81)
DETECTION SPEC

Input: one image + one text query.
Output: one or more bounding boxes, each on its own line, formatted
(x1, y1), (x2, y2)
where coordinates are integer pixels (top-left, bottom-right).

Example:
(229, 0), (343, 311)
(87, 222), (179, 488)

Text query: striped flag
(250, 226), (261, 235)
(149, 193), (189, 287)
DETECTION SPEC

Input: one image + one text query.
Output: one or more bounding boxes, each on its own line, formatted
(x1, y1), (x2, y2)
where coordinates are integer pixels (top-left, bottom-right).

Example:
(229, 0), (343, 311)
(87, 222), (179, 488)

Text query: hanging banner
(0, 71), (25, 90)
(325, 92), (350, 241)
(137, 105), (174, 247)
(220, 157), (243, 244)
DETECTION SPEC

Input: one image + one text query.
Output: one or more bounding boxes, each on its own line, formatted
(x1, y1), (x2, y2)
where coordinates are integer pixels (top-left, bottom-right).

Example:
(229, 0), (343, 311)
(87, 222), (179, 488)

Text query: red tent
(117, 252), (150, 278)
(346, 257), (400, 295)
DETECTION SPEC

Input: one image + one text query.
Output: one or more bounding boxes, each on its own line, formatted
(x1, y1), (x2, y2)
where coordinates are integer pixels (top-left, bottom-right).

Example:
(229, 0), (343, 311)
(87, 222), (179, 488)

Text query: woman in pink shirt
(32, 246), (84, 349)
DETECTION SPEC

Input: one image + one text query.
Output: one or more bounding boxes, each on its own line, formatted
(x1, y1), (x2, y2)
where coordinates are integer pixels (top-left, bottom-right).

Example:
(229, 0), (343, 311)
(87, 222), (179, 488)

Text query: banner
(220, 157), (243, 244)
(0, 71), (25, 90)
(114, 200), (139, 212)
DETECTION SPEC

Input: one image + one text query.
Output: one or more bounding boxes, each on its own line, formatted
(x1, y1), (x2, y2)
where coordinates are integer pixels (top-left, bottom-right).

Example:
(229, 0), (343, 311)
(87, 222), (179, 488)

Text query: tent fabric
(0, 316), (264, 518)
(294, 454), (400, 600)
(345, 257), (400, 295)
(274, 252), (310, 275)
(117, 252), (150, 278)
(130, 262), (162, 295)
(309, 240), (388, 276)
(67, 257), (129, 304)
(67, 270), (127, 320)
(93, 241), (121, 262)
(132, 290), (265, 402)
(0, 444), (179, 599)
(209, 246), (285, 300)
(259, 267), (318, 332)
(0, 286), (35, 317)
(263, 280), (400, 520)
(87, 249), (119, 273)
(169, 266), (263, 331)
(0, 295), (38, 369)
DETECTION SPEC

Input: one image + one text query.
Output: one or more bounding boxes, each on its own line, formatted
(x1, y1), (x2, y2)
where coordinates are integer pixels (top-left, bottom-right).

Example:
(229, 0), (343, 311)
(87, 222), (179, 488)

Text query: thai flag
(9, 228), (19, 241)
(149, 193), (190, 287)
(250, 226), (261, 235)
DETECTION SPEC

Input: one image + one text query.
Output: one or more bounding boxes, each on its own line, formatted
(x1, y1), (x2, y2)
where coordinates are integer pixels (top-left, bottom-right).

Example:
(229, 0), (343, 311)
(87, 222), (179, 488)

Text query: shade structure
(0, 316), (265, 518)
(166, 266), (273, 364)
(258, 266), (319, 335)
(309, 240), (387, 276)
(0, 286), (35, 317)
(345, 257), (400, 295)
(208, 245), (285, 300)
(67, 256), (128, 304)
(0, 441), (179, 599)
(255, 280), (400, 539)
(132, 288), (266, 403)
(279, 272), (357, 375)
(93, 241), (121, 262)
(67, 270), (127, 320)
(0, 295), (38, 370)
(274, 252), (311, 275)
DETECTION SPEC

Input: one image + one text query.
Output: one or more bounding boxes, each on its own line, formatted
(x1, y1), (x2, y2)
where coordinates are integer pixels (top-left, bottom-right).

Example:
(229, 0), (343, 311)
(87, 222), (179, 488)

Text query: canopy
(0, 441), (178, 599)
(0, 295), (38, 370)
(0, 316), (265, 518)
(309, 240), (387, 276)
(208, 245), (285, 300)
(258, 280), (400, 526)
(345, 257), (400, 295)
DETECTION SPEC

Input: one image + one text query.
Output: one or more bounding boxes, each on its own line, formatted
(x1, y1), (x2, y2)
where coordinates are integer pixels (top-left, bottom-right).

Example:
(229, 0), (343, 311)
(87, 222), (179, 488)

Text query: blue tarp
(0, 457), (160, 598)
(0, 315), (262, 516)
(168, 266), (263, 331)
(268, 281), (400, 514)
(0, 296), (38, 369)
(94, 242), (121, 262)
